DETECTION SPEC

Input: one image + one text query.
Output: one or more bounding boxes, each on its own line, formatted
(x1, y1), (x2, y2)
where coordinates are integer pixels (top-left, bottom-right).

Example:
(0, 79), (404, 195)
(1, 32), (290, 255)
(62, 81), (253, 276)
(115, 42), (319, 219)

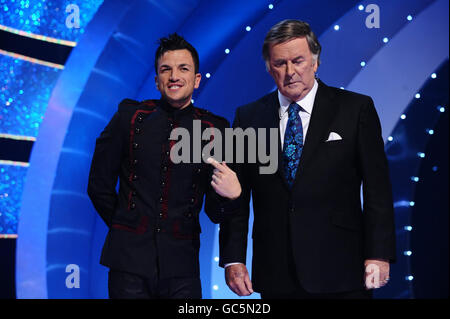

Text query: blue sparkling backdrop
(0, 0), (103, 41)
(0, 0), (103, 234)
(0, 164), (27, 234)
(0, 54), (60, 136)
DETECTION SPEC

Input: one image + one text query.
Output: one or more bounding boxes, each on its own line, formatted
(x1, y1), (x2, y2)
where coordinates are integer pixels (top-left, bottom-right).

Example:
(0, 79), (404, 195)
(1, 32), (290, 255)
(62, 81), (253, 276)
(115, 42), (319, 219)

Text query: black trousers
(259, 263), (372, 299)
(260, 258), (372, 299)
(261, 233), (372, 299)
(108, 270), (202, 299)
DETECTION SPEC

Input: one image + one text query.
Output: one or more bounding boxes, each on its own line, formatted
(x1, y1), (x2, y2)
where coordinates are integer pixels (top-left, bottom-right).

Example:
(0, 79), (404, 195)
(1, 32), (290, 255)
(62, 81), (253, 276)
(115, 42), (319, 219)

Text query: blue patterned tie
(283, 102), (303, 188)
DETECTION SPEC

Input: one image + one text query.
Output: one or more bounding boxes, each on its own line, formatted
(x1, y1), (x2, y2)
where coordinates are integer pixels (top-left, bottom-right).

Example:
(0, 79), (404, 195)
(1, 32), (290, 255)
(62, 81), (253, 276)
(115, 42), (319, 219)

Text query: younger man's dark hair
(154, 33), (200, 74)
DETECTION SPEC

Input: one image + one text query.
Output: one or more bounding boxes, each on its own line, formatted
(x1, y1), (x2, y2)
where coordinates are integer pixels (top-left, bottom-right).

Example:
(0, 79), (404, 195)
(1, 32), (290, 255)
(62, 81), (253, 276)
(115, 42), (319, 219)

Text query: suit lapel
(259, 91), (290, 188)
(292, 80), (338, 187)
(258, 82), (338, 190)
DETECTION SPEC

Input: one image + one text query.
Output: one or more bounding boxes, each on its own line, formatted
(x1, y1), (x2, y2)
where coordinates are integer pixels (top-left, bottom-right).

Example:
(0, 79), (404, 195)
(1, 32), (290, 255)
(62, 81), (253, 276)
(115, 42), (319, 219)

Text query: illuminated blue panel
(0, 54), (60, 136)
(318, 0), (435, 88)
(380, 60), (448, 299)
(0, 0), (103, 41)
(347, 0), (449, 141)
(0, 164), (27, 234)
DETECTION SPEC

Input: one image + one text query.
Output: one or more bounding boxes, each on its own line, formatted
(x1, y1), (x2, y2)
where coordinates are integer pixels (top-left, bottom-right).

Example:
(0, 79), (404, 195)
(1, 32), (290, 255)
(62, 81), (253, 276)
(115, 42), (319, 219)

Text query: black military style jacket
(87, 98), (239, 279)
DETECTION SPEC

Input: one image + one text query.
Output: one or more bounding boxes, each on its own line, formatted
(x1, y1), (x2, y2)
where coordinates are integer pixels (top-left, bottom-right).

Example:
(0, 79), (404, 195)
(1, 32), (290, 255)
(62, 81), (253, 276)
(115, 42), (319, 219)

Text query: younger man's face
(155, 49), (201, 109)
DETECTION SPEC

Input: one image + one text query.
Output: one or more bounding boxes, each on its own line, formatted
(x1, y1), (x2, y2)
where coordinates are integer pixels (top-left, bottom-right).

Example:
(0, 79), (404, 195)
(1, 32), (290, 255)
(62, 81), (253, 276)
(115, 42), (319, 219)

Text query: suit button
(159, 213), (163, 218)
(159, 197), (163, 203)
(190, 198), (195, 204)
(196, 168), (201, 173)
(132, 174), (138, 181)
(132, 143), (139, 149)
(290, 207), (295, 213)
(156, 228), (161, 233)
(161, 181), (166, 187)
(192, 183), (196, 189)
(135, 128), (141, 134)
(165, 151), (170, 156)
(130, 202), (136, 209)
(133, 159), (138, 165)
(163, 166), (168, 172)
(131, 191), (137, 196)
(137, 116), (143, 123)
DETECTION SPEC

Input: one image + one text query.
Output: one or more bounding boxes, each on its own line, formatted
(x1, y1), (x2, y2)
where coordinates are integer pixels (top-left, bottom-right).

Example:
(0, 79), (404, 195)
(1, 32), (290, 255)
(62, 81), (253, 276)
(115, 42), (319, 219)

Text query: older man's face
(267, 37), (318, 102)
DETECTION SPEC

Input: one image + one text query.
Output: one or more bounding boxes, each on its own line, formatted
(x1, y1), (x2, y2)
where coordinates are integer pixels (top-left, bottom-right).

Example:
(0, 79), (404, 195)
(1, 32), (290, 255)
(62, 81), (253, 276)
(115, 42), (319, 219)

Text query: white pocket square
(326, 132), (342, 142)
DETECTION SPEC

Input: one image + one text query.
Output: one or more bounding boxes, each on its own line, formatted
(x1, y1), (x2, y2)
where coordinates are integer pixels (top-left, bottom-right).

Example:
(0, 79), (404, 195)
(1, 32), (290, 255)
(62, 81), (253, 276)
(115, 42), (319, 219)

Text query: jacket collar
(158, 98), (194, 118)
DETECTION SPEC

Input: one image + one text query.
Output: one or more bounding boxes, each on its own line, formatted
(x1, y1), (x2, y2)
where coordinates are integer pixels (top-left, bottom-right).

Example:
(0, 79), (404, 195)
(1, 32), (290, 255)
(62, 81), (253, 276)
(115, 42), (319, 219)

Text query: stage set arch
(15, 0), (448, 298)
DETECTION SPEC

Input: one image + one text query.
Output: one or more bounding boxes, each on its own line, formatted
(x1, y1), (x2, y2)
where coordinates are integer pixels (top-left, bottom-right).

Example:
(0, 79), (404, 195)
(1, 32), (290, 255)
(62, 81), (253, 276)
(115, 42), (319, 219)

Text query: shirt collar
(278, 79), (318, 117)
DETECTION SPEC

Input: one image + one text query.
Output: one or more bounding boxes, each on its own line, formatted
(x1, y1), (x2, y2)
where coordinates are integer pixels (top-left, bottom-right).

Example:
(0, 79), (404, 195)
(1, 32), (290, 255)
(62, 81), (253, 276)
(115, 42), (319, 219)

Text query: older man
(220, 19), (396, 299)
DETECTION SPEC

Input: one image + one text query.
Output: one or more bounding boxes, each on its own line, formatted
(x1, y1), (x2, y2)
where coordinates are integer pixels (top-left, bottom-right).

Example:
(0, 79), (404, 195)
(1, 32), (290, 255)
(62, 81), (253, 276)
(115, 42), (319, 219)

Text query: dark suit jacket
(219, 80), (396, 294)
(88, 98), (239, 280)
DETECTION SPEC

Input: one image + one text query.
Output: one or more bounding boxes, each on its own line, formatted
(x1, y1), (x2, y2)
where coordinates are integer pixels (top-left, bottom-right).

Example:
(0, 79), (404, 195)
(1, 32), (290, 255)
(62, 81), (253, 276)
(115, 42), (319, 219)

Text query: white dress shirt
(224, 80), (319, 268)
(278, 79), (318, 149)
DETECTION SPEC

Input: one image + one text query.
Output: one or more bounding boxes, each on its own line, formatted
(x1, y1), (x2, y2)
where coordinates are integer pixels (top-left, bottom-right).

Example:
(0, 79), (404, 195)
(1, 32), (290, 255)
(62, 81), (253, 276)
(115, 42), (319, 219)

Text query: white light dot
(340, 87), (345, 90)
(383, 37), (389, 43)
(404, 250), (413, 256)
(400, 114), (406, 120)
(415, 93), (421, 99)
(409, 201), (415, 207)
(225, 48), (230, 54)
(268, 4), (274, 9)
(431, 73), (437, 79)
(432, 166), (439, 172)
(417, 152), (425, 158)
(246, 26), (251, 32)
(334, 25), (340, 31)
(205, 73), (211, 78)
(358, 5), (364, 11)
(387, 136), (393, 142)
(438, 106), (445, 112)
(411, 176), (419, 182)
(213, 285), (219, 290)
(214, 256), (219, 262)
(404, 225), (413, 231)
(191, 99), (194, 104)
(406, 275), (414, 281)
(426, 129), (434, 135)
(360, 61), (366, 67)
(407, 15), (413, 21)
